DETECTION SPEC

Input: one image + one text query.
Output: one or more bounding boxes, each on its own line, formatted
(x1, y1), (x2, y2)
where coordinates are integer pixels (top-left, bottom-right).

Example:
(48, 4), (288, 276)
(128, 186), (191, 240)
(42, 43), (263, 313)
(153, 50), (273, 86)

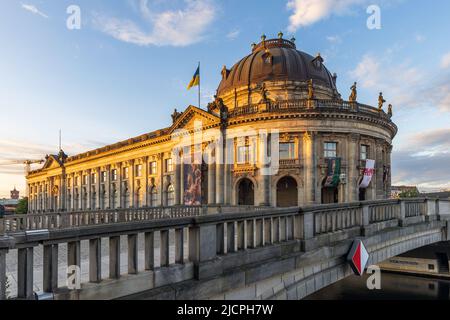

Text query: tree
(398, 190), (420, 198)
(15, 197), (28, 214)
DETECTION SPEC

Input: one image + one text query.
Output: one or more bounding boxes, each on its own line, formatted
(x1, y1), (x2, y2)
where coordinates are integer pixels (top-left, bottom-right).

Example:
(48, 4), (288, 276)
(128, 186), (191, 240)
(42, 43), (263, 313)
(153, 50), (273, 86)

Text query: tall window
(135, 164), (142, 177)
(111, 169), (118, 181)
(101, 171), (107, 183)
(67, 178), (72, 187)
(167, 184), (175, 206)
(150, 161), (157, 175)
(237, 145), (251, 164)
(91, 173), (97, 184)
(324, 142), (337, 158)
(123, 167), (129, 179)
(165, 158), (173, 173)
(151, 187), (159, 206)
(361, 145), (369, 160)
(279, 142), (296, 160)
(82, 175), (88, 185)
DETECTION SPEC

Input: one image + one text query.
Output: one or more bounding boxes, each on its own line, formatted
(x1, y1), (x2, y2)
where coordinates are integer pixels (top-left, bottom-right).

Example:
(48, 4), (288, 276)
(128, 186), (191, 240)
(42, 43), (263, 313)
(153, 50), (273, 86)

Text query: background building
(26, 35), (397, 212)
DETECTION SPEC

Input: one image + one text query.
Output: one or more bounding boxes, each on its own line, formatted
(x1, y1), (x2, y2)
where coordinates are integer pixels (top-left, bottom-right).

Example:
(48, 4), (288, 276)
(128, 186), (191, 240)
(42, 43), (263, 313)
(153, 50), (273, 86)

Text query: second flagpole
(198, 61), (201, 108)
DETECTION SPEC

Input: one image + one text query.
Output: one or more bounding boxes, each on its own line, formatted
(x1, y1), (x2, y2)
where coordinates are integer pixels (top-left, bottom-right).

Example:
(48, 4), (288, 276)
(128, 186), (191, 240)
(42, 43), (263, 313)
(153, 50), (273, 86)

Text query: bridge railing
(0, 198), (447, 300)
(0, 206), (205, 234)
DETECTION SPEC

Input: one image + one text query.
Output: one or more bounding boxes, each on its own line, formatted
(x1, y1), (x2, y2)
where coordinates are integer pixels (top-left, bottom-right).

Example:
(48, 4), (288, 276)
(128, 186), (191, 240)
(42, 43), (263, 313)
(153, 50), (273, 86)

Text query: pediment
(41, 155), (63, 170)
(168, 105), (220, 134)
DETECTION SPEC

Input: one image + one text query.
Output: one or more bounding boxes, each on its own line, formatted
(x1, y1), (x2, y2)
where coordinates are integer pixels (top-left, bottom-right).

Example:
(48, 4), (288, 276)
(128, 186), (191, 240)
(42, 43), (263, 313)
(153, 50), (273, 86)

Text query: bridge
(1, 198), (449, 300)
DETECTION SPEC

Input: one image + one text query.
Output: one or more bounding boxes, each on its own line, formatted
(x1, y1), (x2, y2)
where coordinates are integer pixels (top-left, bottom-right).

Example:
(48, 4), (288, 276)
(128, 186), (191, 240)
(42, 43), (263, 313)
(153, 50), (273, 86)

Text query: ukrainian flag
(187, 66), (200, 90)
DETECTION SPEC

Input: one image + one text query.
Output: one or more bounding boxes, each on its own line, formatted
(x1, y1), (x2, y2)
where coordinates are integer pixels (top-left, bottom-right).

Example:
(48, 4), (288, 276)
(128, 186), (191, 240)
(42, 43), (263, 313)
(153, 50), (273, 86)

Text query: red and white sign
(359, 159), (375, 189)
(347, 240), (369, 276)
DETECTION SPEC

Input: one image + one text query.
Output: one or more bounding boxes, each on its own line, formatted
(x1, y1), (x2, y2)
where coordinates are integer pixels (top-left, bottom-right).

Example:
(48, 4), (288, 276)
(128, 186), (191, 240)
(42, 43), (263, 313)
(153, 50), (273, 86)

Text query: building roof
(217, 36), (338, 96)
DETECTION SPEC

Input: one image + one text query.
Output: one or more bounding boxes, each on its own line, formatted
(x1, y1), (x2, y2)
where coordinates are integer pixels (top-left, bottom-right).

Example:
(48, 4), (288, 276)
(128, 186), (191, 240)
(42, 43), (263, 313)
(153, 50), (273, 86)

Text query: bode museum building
(26, 34), (397, 212)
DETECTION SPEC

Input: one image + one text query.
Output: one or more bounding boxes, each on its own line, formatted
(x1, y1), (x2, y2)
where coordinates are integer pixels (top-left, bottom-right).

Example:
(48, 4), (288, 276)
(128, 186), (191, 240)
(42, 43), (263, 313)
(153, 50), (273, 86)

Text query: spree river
(306, 272), (450, 300)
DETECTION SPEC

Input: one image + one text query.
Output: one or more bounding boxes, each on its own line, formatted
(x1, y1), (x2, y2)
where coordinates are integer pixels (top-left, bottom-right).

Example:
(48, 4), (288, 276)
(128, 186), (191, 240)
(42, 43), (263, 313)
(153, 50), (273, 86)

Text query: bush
(15, 197), (28, 215)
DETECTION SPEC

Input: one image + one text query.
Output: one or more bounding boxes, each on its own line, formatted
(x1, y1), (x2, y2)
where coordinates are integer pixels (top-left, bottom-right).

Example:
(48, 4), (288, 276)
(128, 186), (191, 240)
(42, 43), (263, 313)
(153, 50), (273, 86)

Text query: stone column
(86, 169), (92, 210)
(207, 147), (216, 205)
(386, 145), (393, 198)
(78, 171), (83, 210)
(224, 137), (233, 204)
(215, 139), (224, 204)
(105, 165), (111, 209)
(142, 157), (149, 207)
(180, 158), (184, 205)
(303, 132), (316, 204)
(117, 163), (123, 208)
(174, 153), (181, 206)
(95, 168), (101, 210)
(375, 140), (384, 199)
(259, 132), (270, 206)
(347, 134), (359, 202)
(129, 160), (135, 208)
(159, 154), (164, 206)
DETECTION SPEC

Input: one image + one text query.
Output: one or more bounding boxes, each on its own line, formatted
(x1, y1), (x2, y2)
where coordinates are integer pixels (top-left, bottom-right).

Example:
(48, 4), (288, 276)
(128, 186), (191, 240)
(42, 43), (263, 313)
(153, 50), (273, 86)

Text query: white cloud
(286, 0), (364, 31)
(93, 0), (217, 47)
(326, 35), (342, 44)
(21, 3), (48, 18)
(441, 52), (450, 69)
(226, 29), (240, 40)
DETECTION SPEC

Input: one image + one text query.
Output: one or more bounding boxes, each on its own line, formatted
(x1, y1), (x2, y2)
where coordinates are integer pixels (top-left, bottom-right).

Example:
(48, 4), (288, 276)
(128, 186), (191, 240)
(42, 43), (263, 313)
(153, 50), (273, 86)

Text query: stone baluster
(237, 220), (247, 250)
(0, 248), (8, 300)
(216, 223), (225, 254)
(175, 228), (184, 264)
(188, 223), (217, 280)
(160, 230), (170, 267)
(89, 239), (101, 283)
(302, 211), (314, 251)
(255, 219), (263, 247)
(43, 244), (58, 292)
(109, 236), (120, 279)
(142, 157), (149, 207)
(227, 222), (236, 253)
(246, 220), (256, 248)
(265, 218), (274, 245)
(17, 247), (34, 299)
(144, 232), (154, 270)
(128, 234), (138, 274)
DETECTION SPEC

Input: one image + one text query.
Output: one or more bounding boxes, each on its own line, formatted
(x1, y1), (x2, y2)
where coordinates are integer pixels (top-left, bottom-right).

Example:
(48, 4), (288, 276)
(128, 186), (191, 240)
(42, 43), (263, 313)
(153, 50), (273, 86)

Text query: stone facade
(26, 36), (397, 212)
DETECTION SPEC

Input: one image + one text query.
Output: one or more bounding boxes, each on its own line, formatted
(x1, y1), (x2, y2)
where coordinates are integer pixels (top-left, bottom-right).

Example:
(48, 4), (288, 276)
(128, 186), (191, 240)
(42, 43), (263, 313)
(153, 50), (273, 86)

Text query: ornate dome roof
(217, 36), (338, 97)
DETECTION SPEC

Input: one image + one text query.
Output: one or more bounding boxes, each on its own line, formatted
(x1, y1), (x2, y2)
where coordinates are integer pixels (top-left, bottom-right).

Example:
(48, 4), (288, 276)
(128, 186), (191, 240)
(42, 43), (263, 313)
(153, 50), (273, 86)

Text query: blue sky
(1, 0), (449, 197)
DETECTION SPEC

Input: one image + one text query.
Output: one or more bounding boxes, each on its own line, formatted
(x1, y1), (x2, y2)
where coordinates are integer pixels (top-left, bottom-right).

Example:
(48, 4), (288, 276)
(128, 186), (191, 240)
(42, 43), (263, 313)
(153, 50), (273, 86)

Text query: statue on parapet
(349, 82), (357, 102)
(171, 108), (182, 123)
(388, 104), (393, 117)
(378, 92), (386, 112)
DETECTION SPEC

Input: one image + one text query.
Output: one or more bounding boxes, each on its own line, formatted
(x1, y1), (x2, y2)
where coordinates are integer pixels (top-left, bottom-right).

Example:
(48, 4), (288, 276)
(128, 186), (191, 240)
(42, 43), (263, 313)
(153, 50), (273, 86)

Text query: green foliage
(15, 197), (28, 215)
(398, 190), (420, 198)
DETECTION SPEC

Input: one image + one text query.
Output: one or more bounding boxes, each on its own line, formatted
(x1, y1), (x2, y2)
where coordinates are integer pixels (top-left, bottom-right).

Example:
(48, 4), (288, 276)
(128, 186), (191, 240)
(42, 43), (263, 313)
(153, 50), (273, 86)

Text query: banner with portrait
(183, 152), (202, 206)
(359, 159), (375, 189)
(324, 158), (341, 188)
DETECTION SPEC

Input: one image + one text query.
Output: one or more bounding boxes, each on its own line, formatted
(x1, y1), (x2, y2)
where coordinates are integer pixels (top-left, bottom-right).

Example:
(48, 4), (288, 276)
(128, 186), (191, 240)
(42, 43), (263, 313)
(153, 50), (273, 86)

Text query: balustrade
(0, 198), (447, 300)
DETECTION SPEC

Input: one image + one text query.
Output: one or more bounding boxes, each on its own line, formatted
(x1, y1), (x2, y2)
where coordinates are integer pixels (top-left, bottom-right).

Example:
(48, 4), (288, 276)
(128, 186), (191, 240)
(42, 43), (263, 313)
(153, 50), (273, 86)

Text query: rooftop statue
(171, 108), (182, 123)
(378, 92), (386, 111)
(349, 82), (357, 102)
(388, 104), (393, 117)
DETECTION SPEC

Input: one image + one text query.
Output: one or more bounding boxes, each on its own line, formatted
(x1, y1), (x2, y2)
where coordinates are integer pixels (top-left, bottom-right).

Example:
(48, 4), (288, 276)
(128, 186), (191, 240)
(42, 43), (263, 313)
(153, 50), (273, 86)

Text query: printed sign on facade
(183, 152), (202, 206)
(324, 158), (341, 188)
(360, 159), (375, 189)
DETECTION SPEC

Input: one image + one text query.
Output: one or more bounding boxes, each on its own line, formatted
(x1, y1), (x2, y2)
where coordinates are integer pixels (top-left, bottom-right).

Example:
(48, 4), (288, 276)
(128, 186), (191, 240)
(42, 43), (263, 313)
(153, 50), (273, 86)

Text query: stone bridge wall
(0, 199), (449, 300)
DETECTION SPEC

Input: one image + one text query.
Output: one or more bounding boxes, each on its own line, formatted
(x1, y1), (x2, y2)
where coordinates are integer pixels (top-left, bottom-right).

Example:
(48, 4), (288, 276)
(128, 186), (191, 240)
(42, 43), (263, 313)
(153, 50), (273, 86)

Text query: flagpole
(198, 61), (201, 108)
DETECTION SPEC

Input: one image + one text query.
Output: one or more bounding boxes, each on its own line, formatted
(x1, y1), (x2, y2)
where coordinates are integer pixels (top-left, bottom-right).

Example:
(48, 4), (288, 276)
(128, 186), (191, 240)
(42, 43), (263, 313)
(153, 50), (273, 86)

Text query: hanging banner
(183, 152), (202, 206)
(324, 158), (341, 188)
(359, 159), (375, 189)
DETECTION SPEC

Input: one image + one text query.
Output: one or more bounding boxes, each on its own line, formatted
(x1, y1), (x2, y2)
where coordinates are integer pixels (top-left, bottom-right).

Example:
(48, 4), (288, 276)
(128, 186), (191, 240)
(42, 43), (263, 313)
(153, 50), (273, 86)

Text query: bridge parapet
(0, 198), (449, 300)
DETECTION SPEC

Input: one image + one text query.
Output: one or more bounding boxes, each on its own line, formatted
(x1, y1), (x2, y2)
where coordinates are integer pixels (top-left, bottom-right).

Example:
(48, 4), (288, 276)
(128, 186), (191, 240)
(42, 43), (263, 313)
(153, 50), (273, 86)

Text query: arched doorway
(276, 176), (298, 207)
(321, 178), (338, 204)
(237, 178), (254, 205)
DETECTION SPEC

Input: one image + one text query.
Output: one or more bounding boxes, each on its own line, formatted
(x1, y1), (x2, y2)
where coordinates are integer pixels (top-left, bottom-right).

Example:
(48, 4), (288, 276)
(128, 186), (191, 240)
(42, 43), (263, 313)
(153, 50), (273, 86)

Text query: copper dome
(217, 37), (338, 96)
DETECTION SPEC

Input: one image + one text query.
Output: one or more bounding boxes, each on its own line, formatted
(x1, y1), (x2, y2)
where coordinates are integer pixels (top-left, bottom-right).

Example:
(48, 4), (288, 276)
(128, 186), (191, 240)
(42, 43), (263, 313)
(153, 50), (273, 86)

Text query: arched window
(167, 184), (175, 206)
(150, 187), (159, 207)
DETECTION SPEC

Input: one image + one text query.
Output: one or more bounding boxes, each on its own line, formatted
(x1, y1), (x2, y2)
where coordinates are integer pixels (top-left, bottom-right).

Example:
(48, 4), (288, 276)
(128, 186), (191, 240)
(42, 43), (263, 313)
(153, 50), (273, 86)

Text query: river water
(306, 272), (450, 300)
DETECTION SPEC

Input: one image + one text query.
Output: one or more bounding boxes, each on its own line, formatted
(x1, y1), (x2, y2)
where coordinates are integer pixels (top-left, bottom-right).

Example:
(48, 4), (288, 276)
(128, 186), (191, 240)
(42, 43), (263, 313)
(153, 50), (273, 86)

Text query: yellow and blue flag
(187, 66), (200, 90)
